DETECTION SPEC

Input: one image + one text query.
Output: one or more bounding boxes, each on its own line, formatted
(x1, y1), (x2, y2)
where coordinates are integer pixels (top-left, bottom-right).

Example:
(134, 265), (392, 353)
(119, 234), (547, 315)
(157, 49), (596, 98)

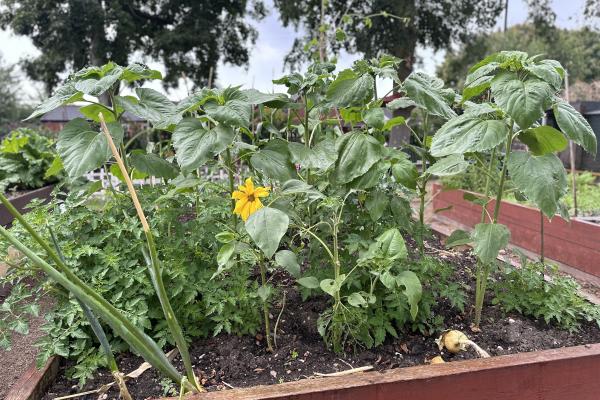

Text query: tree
(274, 0), (504, 81)
(0, 0), (266, 94)
(438, 24), (600, 89)
(0, 56), (32, 133)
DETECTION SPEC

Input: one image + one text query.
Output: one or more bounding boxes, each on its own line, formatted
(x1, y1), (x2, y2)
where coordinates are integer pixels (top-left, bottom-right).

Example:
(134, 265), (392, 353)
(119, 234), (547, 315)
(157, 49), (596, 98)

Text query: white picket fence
(84, 166), (247, 188)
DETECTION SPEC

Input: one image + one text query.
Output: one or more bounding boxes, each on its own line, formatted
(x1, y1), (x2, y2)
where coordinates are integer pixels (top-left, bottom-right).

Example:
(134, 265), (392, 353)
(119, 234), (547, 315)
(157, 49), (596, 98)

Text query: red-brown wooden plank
(431, 184), (600, 277)
(5, 356), (60, 400)
(170, 344), (600, 400)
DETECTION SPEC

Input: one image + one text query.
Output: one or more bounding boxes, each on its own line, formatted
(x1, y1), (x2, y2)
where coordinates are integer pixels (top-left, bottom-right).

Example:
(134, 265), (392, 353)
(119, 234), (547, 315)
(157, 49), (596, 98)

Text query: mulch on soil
(41, 234), (600, 399)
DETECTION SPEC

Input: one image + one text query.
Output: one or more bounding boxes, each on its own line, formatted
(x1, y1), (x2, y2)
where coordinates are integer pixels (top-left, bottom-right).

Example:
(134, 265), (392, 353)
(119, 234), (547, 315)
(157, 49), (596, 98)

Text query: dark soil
(41, 234), (600, 400)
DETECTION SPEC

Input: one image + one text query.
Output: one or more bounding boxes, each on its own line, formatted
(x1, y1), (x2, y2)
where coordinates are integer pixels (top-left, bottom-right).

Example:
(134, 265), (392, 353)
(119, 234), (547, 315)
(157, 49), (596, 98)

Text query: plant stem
(258, 260), (273, 352)
(474, 124), (513, 328)
(226, 148), (237, 229)
(99, 113), (202, 391)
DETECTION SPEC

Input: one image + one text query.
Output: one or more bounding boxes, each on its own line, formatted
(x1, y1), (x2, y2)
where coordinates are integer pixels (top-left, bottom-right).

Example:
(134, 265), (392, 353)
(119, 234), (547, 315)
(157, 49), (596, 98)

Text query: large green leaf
(426, 154), (469, 176)
(396, 270), (422, 320)
(430, 114), (508, 157)
(245, 207), (289, 258)
(332, 132), (384, 184)
(326, 69), (374, 107)
(471, 223), (510, 265)
(373, 228), (407, 260)
(274, 250), (301, 277)
(281, 179), (324, 202)
(204, 98), (251, 128)
(57, 118), (123, 177)
(526, 60), (563, 91)
(242, 89), (288, 108)
(116, 88), (177, 127)
(287, 139), (337, 171)
(365, 189), (389, 222)
(507, 152), (567, 217)
(491, 71), (553, 129)
(461, 63), (498, 103)
(518, 126), (568, 155)
(25, 83), (84, 120)
(553, 100), (597, 156)
(120, 63), (162, 82)
(251, 139), (296, 182)
(130, 152), (179, 179)
(74, 66), (123, 96)
(363, 108), (385, 129)
(391, 156), (418, 189)
(172, 118), (234, 171)
(403, 72), (456, 120)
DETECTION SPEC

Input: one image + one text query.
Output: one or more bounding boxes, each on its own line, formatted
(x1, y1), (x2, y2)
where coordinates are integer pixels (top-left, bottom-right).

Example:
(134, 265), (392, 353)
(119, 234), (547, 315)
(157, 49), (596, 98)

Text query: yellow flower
(232, 178), (270, 221)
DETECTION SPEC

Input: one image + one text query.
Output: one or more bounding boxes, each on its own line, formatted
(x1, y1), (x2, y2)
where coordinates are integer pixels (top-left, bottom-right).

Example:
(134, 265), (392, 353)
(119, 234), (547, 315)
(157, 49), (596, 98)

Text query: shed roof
(40, 105), (145, 122)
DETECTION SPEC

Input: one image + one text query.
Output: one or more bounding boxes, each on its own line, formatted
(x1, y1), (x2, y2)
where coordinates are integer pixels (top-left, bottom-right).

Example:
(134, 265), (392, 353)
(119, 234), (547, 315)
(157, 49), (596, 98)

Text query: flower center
(248, 194), (256, 202)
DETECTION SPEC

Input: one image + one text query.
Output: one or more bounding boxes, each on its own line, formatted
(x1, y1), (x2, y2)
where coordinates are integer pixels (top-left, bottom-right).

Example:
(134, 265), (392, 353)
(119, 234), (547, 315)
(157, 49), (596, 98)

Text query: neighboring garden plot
(1, 51), (600, 399)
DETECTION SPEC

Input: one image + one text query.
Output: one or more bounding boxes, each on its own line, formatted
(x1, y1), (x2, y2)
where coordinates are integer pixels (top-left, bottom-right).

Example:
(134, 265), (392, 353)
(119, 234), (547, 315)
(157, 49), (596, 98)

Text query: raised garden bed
(431, 183), (600, 278)
(20, 235), (600, 400)
(0, 185), (54, 227)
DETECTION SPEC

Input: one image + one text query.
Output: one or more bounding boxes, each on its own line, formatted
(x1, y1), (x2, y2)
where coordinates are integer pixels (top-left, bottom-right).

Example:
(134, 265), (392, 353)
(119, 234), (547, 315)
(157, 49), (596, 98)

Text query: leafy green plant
(493, 261), (600, 331)
(437, 50), (596, 328)
(0, 128), (59, 193)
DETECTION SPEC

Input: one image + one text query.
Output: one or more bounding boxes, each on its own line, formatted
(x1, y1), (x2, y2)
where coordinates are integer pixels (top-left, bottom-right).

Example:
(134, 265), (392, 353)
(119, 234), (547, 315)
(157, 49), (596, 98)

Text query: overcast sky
(0, 0), (591, 102)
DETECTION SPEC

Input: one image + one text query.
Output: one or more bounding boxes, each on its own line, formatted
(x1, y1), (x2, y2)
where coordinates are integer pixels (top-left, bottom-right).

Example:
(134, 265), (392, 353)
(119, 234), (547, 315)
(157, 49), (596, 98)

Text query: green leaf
(287, 139), (337, 171)
(120, 63), (162, 82)
(471, 223), (510, 264)
(332, 132), (383, 184)
(44, 156), (63, 179)
(373, 228), (407, 260)
(10, 319), (29, 335)
(281, 179), (324, 202)
(386, 98), (415, 110)
(57, 118), (123, 177)
(320, 275), (345, 297)
(491, 71), (553, 129)
(79, 104), (115, 123)
(26, 83), (84, 120)
(172, 118), (234, 171)
(396, 270), (422, 320)
(242, 89), (288, 108)
(245, 207), (289, 258)
(251, 139), (296, 182)
(74, 66), (123, 96)
(445, 229), (472, 247)
(430, 114), (508, 157)
(403, 72), (456, 120)
(204, 97), (251, 128)
(297, 276), (320, 289)
(347, 292), (367, 307)
(518, 126), (568, 155)
(461, 63), (498, 103)
(553, 100), (597, 156)
(383, 116), (406, 131)
(363, 108), (385, 130)
(257, 285), (272, 302)
(391, 156), (418, 189)
(217, 243), (235, 267)
(526, 60), (563, 91)
(275, 250), (301, 278)
(130, 152), (179, 179)
(507, 152), (567, 217)
(116, 88), (177, 126)
(326, 69), (374, 107)
(215, 231), (235, 243)
(365, 189), (389, 221)
(426, 155), (469, 176)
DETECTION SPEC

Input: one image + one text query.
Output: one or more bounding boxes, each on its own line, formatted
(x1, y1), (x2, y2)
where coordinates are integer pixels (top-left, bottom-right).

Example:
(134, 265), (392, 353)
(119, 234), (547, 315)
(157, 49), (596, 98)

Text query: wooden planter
(0, 185), (54, 227)
(169, 344), (600, 400)
(431, 183), (600, 278)
(10, 345), (600, 400)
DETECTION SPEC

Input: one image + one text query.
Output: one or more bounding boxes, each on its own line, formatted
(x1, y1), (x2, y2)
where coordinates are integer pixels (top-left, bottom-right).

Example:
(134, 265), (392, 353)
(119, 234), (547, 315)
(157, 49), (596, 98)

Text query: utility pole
(504, 0), (509, 32)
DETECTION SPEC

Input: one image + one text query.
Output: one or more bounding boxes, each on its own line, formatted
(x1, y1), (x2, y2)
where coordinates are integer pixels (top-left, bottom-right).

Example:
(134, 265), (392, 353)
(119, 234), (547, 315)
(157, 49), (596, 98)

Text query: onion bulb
(435, 329), (490, 358)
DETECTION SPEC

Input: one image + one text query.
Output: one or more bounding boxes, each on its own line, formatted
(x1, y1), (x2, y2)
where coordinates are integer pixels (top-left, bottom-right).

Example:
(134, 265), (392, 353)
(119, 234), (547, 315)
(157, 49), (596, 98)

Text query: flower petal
(234, 198), (248, 214)
(244, 177), (255, 194)
(241, 200), (253, 221)
(232, 191), (245, 200)
(254, 187), (270, 198)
